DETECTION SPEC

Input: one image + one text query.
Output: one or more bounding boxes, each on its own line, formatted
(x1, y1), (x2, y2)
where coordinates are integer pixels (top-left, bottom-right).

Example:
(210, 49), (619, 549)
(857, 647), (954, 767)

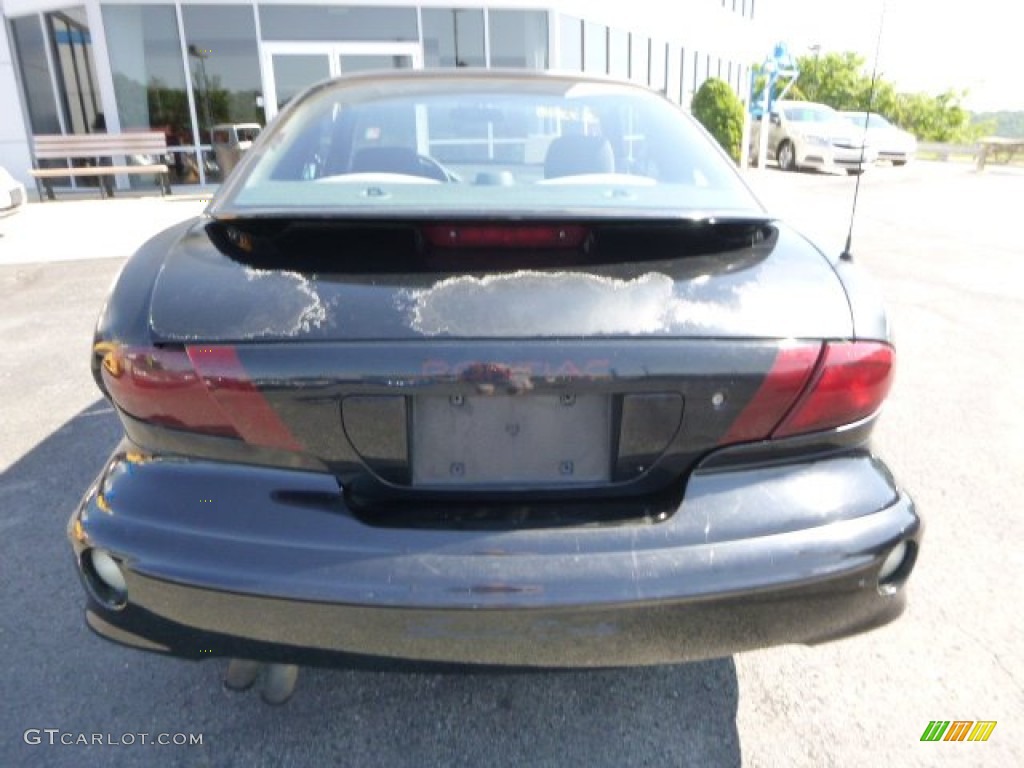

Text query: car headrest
(543, 135), (615, 179)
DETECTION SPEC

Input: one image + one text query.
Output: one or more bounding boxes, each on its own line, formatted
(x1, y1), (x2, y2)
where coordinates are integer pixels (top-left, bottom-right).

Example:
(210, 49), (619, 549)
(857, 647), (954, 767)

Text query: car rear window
(215, 75), (760, 216)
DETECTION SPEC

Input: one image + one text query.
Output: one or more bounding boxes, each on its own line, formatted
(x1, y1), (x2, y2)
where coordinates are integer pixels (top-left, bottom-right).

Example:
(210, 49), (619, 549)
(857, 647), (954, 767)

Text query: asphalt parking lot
(1, 162), (1021, 767)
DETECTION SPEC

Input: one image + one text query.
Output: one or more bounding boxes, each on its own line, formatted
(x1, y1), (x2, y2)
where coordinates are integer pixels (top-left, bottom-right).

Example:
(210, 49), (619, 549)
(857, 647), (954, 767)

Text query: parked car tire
(777, 140), (796, 171)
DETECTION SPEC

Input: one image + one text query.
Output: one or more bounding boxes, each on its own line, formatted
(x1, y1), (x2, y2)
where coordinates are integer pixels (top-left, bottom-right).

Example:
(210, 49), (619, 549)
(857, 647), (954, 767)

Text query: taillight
(422, 223), (588, 249)
(97, 343), (300, 450)
(773, 342), (894, 438)
(99, 346), (236, 437)
(719, 343), (822, 444)
(187, 346), (302, 450)
(720, 341), (895, 444)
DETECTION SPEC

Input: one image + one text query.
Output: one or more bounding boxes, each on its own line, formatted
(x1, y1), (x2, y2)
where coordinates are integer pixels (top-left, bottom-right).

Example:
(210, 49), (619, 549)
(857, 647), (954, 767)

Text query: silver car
(751, 101), (878, 175)
(840, 112), (917, 166)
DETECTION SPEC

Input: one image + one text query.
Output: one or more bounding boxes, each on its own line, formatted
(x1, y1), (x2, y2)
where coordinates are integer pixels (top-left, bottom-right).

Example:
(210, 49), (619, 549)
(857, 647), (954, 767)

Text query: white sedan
(840, 112), (917, 166)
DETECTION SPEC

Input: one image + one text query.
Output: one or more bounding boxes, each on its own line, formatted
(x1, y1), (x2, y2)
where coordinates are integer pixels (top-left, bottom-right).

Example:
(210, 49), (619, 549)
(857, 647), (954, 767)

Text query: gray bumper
(71, 449), (920, 667)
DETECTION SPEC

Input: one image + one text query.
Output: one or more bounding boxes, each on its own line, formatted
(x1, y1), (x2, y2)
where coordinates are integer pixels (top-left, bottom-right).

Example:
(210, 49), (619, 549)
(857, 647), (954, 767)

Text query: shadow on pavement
(1, 401), (741, 768)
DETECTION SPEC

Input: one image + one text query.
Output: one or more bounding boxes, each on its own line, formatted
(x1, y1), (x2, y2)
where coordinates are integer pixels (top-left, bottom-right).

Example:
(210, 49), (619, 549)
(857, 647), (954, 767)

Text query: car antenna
(841, 0), (887, 262)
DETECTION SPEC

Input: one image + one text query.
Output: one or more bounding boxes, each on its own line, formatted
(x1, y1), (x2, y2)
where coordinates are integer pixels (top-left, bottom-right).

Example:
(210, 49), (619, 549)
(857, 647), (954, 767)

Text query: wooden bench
(30, 133), (172, 200)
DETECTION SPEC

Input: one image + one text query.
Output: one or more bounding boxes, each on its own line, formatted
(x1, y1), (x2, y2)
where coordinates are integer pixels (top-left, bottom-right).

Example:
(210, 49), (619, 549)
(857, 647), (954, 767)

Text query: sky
(757, 0), (1019, 111)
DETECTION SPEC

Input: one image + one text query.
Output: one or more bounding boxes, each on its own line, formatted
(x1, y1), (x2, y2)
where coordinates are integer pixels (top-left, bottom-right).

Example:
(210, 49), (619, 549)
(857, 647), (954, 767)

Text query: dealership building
(0, 0), (762, 190)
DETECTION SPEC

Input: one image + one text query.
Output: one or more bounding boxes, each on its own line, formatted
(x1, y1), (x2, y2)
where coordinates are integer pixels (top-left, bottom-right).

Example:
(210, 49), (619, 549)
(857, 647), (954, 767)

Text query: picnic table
(976, 137), (1024, 170)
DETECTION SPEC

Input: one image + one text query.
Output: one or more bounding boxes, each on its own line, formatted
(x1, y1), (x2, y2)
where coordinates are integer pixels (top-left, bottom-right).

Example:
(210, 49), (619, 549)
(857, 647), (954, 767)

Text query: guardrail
(918, 138), (1024, 169)
(917, 142), (977, 160)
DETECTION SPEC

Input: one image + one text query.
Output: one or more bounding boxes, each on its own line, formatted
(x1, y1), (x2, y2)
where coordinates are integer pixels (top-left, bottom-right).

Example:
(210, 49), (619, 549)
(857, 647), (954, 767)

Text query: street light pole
(188, 45), (215, 150)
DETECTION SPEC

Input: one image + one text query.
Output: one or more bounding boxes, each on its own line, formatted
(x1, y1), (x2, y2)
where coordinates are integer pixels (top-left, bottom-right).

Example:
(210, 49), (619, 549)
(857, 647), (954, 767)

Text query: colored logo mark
(920, 721), (997, 742)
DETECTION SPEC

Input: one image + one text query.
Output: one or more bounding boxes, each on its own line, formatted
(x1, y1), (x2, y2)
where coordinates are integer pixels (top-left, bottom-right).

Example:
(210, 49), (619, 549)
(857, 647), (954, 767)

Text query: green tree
(793, 52), (873, 110)
(750, 64), (805, 106)
(691, 78), (746, 162)
(888, 89), (979, 142)
(145, 78), (191, 141)
(756, 50), (980, 142)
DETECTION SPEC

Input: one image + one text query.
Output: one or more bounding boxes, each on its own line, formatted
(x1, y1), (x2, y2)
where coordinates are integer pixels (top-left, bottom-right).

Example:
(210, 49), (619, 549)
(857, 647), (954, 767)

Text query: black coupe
(70, 71), (920, 703)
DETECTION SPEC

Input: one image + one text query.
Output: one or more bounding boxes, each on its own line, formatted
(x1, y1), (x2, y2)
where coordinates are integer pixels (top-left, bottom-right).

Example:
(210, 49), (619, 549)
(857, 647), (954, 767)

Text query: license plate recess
(411, 393), (612, 487)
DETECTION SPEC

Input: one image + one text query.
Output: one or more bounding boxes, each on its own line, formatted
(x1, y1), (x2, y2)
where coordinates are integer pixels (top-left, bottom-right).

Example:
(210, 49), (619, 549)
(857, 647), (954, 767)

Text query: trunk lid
(148, 216), (852, 343)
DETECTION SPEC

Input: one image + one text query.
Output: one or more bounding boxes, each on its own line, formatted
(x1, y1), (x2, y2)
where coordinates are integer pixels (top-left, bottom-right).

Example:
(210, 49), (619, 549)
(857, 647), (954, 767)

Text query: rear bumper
(70, 448), (920, 667)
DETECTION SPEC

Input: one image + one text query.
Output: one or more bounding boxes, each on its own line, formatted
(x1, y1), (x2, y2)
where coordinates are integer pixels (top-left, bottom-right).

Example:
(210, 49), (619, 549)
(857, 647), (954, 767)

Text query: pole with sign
(750, 43), (799, 171)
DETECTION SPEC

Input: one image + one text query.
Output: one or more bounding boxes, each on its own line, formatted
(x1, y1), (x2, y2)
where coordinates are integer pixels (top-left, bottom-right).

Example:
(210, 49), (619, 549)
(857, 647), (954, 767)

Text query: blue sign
(750, 42), (800, 116)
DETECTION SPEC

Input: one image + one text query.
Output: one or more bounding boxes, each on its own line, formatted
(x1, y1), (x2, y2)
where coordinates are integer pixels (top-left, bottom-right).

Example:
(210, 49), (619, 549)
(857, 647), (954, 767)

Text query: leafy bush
(691, 79), (745, 163)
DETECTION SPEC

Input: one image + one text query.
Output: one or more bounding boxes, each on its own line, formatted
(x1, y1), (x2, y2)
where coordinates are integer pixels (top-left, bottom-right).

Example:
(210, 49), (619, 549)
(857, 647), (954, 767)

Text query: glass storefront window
(45, 8), (102, 134)
(269, 54), (331, 113)
(10, 2), (752, 193)
(489, 10), (548, 69)
(181, 5), (263, 182)
(258, 5), (417, 42)
(11, 14), (72, 185)
(422, 8), (485, 69)
(102, 4), (193, 183)
(339, 53), (414, 73)
(10, 16), (61, 135)
(583, 22), (606, 75)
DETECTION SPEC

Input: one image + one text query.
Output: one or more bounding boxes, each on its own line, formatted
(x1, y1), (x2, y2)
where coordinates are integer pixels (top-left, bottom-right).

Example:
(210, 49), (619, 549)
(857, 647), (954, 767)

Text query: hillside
(971, 111), (1024, 138)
